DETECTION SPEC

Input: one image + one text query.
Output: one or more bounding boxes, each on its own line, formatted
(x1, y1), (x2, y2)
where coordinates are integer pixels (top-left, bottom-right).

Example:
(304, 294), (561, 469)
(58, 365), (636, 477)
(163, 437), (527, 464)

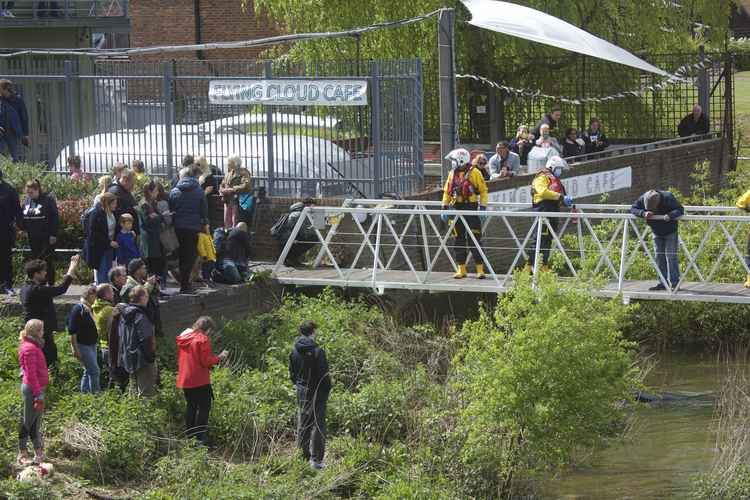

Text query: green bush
(0, 158), (98, 202)
(693, 464), (750, 499)
(452, 272), (638, 497)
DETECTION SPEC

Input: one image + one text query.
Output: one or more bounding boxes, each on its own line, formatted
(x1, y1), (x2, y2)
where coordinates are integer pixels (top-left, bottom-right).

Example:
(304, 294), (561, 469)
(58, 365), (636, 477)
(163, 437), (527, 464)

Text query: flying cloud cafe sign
(209, 79), (368, 106)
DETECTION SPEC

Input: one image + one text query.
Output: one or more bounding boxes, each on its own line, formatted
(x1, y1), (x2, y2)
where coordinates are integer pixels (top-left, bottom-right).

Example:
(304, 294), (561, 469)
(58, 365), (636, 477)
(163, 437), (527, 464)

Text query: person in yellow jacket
(526, 156), (574, 272)
(440, 148), (489, 279)
(736, 189), (750, 287)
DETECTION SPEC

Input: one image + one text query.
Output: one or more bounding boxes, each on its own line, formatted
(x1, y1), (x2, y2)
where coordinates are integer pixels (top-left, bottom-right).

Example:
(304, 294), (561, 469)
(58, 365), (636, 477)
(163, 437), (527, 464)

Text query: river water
(542, 353), (731, 499)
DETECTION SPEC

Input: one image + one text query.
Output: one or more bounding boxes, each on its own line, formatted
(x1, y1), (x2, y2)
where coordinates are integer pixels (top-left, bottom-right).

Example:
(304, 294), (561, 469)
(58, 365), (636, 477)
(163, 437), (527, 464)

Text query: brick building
(128, 0), (278, 59)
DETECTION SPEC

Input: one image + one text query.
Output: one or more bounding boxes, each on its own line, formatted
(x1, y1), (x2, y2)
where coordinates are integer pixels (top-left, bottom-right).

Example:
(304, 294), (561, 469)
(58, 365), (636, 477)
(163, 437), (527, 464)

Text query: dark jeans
(296, 385), (328, 463)
(0, 134), (19, 162)
(529, 217), (559, 266)
(654, 231), (680, 286)
(109, 366), (129, 392)
(29, 238), (55, 285)
(175, 229), (198, 291)
(0, 237), (12, 290)
(42, 330), (57, 367)
(146, 257), (167, 285)
(1, 3), (15, 10)
(452, 202), (482, 264)
(184, 384), (213, 444)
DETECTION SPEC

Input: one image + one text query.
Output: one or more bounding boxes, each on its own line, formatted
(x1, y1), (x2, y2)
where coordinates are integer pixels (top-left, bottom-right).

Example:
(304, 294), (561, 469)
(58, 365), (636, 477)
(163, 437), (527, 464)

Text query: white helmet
(545, 155), (568, 171)
(445, 148), (471, 167)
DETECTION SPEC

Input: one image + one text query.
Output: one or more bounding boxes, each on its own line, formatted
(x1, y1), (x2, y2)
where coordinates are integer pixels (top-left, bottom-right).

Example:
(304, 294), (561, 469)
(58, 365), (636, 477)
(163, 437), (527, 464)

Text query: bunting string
(456, 57), (718, 105)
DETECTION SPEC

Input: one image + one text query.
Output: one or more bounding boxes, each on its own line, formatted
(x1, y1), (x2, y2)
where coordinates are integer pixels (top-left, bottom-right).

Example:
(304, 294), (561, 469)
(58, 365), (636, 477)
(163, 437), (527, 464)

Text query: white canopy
(460, 0), (671, 77)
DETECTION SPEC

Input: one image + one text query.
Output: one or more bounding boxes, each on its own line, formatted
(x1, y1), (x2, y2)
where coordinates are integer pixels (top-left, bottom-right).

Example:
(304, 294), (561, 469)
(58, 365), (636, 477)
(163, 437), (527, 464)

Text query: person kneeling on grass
(176, 316), (228, 445)
(17, 319), (48, 466)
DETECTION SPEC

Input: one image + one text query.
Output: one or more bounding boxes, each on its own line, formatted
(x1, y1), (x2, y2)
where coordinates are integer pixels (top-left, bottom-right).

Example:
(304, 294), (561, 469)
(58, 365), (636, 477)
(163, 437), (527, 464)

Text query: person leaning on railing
(440, 148), (489, 280)
(525, 156), (574, 273)
(736, 189), (750, 288)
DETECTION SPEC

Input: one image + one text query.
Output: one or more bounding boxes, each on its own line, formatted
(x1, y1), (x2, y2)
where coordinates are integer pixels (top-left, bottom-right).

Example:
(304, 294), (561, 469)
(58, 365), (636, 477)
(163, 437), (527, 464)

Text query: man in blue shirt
(631, 190), (685, 291)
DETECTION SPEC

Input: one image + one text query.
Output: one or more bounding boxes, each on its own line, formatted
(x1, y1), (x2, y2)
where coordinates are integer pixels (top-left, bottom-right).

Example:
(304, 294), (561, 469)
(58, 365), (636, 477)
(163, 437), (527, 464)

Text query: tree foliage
(249, 0), (735, 78)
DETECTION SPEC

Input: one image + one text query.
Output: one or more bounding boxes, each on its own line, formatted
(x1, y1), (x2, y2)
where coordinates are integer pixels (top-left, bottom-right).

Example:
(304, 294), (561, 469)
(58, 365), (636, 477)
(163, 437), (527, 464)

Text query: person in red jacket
(17, 319), (48, 465)
(176, 316), (228, 444)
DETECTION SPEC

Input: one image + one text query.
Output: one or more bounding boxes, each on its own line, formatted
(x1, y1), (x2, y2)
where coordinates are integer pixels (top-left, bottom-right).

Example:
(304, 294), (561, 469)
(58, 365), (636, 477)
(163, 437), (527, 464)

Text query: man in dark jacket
(0, 80), (28, 161)
(120, 258), (161, 336)
(0, 168), (21, 294)
(107, 169), (139, 235)
(0, 83), (22, 162)
(677, 104), (710, 137)
(221, 222), (252, 284)
(532, 106), (562, 139)
(20, 255), (80, 366)
(169, 168), (209, 294)
(20, 181), (59, 285)
(631, 189), (685, 291)
(118, 285), (157, 396)
(280, 199), (317, 267)
(108, 266), (127, 304)
(289, 320), (332, 470)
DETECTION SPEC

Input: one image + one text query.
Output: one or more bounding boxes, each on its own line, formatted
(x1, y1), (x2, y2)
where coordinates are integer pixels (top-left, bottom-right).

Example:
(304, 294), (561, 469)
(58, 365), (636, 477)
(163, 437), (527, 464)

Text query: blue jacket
(5, 95), (29, 136)
(630, 190), (684, 236)
(169, 177), (208, 232)
(0, 99), (22, 137)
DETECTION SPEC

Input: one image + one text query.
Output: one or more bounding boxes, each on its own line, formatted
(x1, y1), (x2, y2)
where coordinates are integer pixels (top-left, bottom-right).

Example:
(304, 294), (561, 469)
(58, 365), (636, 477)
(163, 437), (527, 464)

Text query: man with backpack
(272, 198), (317, 267)
(289, 320), (331, 471)
(118, 285), (157, 396)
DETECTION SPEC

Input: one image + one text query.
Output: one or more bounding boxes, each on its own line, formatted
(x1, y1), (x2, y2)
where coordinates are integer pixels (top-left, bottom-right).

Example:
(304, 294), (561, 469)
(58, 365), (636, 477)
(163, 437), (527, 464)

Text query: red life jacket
(548, 175), (565, 195)
(451, 167), (476, 200)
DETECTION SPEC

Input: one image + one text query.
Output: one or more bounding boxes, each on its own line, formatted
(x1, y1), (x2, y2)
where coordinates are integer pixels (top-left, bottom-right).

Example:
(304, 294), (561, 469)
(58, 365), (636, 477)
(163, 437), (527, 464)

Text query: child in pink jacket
(18, 319), (49, 465)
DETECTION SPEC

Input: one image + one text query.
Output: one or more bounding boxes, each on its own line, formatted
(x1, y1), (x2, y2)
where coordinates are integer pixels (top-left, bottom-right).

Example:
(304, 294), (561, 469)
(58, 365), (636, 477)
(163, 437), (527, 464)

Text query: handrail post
(618, 219), (629, 293)
(532, 215), (543, 290)
(372, 213), (383, 288)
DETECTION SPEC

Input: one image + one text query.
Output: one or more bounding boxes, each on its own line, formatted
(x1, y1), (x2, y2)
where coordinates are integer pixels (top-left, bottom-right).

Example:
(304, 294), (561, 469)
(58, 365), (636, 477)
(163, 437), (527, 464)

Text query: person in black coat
(582, 117), (610, 154)
(20, 255), (80, 366)
(0, 168), (20, 294)
(532, 106), (562, 139)
(67, 285), (101, 394)
(288, 320), (332, 470)
(86, 192), (119, 285)
(0, 80), (23, 162)
(562, 128), (584, 158)
(107, 169), (139, 235)
(20, 179), (59, 285)
(677, 104), (710, 137)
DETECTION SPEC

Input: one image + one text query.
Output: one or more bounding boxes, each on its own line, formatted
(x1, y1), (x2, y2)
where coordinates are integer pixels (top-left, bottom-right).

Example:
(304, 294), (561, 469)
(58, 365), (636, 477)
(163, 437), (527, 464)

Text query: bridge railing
(273, 200), (750, 299)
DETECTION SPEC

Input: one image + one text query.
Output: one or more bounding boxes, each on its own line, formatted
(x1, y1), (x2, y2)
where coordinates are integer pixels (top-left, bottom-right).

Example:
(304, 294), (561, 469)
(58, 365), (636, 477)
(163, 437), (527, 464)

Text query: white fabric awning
(460, 0), (671, 77)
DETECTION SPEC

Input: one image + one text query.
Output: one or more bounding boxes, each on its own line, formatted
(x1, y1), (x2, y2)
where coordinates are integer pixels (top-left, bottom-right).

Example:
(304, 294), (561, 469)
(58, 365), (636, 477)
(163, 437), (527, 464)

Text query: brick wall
(1, 281), (283, 339)
(129, 0), (278, 60)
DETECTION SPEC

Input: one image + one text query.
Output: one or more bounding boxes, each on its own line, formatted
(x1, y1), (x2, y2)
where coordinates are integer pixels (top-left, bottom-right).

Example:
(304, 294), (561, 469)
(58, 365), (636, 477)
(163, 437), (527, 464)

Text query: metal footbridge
(273, 199), (750, 304)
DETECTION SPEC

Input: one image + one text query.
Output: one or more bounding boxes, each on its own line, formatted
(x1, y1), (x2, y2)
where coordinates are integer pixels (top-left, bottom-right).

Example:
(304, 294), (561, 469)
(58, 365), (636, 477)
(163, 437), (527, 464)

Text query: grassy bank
(0, 274), (637, 498)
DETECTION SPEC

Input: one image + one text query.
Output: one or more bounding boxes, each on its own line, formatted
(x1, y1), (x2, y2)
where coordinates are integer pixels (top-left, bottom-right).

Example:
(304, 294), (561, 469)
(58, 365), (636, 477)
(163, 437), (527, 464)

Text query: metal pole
(698, 45), (710, 125)
(370, 61), (383, 196)
(438, 8), (457, 185)
(617, 219), (629, 293)
(63, 60), (77, 157)
(161, 62), (175, 179)
(372, 213), (383, 287)
(264, 61), (275, 196)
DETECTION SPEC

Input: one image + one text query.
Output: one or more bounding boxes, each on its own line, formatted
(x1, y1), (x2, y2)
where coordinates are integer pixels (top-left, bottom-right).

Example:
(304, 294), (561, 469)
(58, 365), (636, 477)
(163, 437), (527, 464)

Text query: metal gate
(0, 57), (424, 197)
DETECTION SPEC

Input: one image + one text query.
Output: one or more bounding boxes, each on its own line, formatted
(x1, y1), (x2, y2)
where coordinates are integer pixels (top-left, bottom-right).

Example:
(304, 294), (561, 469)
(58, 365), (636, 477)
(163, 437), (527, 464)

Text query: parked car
(54, 113), (352, 196)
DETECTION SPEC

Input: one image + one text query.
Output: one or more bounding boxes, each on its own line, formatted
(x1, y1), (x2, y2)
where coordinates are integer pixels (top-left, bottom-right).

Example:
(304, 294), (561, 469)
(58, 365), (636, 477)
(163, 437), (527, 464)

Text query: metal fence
(274, 199), (750, 304)
(422, 51), (733, 145)
(0, 57), (423, 198)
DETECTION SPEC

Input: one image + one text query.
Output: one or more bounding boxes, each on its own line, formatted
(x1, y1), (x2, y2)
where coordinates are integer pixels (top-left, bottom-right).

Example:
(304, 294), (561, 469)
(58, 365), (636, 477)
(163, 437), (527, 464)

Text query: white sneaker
(309, 459), (325, 470)
(5, 11), (15, 17)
